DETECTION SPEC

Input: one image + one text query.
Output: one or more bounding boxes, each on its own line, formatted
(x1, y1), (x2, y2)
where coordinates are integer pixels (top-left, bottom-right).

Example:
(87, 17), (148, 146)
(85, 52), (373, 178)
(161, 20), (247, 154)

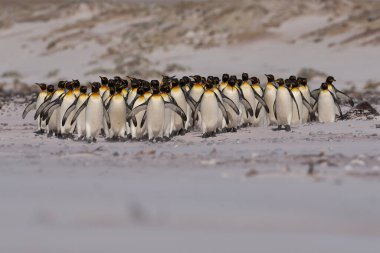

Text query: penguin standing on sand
(250, 77), (266, 127)
(193, 81), (229, 137)
(70, 84), (111, 143)
(62, 86), (88, 140)
(127, 81), (186, 142)
(106, 85), (130, 140)
(170, 78), (188, 135)
(129, 86), (147, 140)
(58, 81), (77, 137)
(273, 78), (299, 131)
(22, 83), (48, 133)
(263, 74), (277, 126)
(313, 82), (343, 123)
(298, 77), (312, 123)
(290, 79), (303, 125)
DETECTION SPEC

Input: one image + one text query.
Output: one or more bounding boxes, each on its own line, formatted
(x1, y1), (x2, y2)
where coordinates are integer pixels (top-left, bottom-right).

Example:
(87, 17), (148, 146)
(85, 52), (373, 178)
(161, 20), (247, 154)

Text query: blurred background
(1, 0), (380, 93)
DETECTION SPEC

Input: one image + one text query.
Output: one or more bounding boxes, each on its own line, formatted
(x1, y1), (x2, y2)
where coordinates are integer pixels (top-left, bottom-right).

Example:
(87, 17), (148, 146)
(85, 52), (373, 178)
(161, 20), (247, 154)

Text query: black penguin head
(72, 80), (80, 88)
(285, 79), (292, 88)
(91, 83), (100, 93)
(207, 76), (214, 84)
(65, 81), (73, 90)
(300, 78), (308, 86)
(109, 87), (115, 95)
(242, 73), (249, 82)
(326, 76), (336, 84)
(250, 77), (260, 85)
(171, 78), (179, 87)
(205, 81), (214, 90)
(108, 79), (115, 89)
(137, 86), (145, 95)
(182, 76), (190, 84)
(58, 81), (66, 89)
(79, 86), (87, 94)
(179, 79), (186, 87)
(47, 85), (55, 93)
(143, 81), (151, 92)
(230, 75), (237, 81)
(121, 79), (128, 88)
(222, 74), (229, 83)
(190, 75), (201, 83)
(115, 85), (123, 94)
(214, 76), (220, 85)
(131, 79), (139, 89)
(237, 79), (243, 87)
(151, 80), (160, 89)
(276, 78), (285, 86)
(228, 78), (236, 86)
(99, 76), (108, 85)
(321, 83), (328, 90)
(114, 76), (122, 82)
(36, 83), (47, 90)
(289, 75), (297, 82)
(160, 84), (171, 93)
(265, 74), (275, 83)
(92, 82), (101, 89)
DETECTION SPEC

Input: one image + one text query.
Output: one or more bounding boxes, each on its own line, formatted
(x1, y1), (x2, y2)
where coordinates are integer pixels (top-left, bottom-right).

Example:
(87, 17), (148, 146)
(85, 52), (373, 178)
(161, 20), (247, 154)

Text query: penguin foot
(34, 129), (45, 135)
(272, 125), (282, 131)
(231, 128), (237, 133)
(163, 136), (170, 142)
(285, 125), (291, 132)
(179, 129), (186, 136)
(47, 131), (53, 137)
(210, 131), (216, 137)
(202, 133), (210, 138)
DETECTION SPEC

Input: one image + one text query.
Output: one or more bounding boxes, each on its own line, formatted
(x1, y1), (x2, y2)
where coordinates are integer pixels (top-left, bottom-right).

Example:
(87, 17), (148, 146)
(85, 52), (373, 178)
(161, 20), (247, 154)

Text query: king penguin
(22, 83), (48, 133)
(313, 82), (343, 123)
(263, 74), (277, 126)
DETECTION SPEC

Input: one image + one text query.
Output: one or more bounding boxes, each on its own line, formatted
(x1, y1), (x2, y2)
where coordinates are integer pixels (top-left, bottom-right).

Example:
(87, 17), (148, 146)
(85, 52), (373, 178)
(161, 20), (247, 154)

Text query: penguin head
(130, 79), (139, 89)
(250, 77), (260, 85)
(36, 83), (47, 91)
(182, 76), (190, 84)
(47, 85), (55, 93)
(285, 79), (292, 88)
(289, 75), (297, 82)
(91, 83), (100, 93)
(237, 79), (243, 87)
(65, 81), (73, 90)
(300, 77), (308, 87)
(201, 76), (206, 84)
(114, 76), (122, 82)
(179, 79), (186, 87)
(213, 76), (220, 85)
(321, 82), (329, 90)
(160, 84), (171, 94)
(108, 79), (115, 89)
(276, 78), (285, 86)
(142, 81), (151, 92)
(137, 86), (145, 96)
(190, 75), (201, 83)
(99, 76), (108, 85)
(230, 75), (237, 81)
(109, 86), (116, 96)
(228, 78), (236, 87)
(242, 73), (249, 82)
(205, 81), (214, 90)
(151, 80), (160, 89)
(171, 78), (179, 87)
(72, 80), (80, 88)
(265, 74), (275, 83)
(207, 76), (214, 84)
(222, 74), (229, 83)
(115, 85), (123, 94)
(120, 79), (128, 88)
(79, 86), (87, 94)
(58, 81), (66, 89)
(326, 76), (336, 84)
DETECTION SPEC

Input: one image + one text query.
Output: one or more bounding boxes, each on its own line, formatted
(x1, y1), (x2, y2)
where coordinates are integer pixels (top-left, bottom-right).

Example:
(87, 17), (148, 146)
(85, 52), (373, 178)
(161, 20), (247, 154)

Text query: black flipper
(332, 85), (354, 107)
(310, 89), (320, 100)
(103, 105), (111, 129)
(221, 94), (239, 115)
(252, 88), (270, 113)
(105, 95), (113, 110)
(127, 103), (148, 119)
(34, 94), (54, 120)
(300, 92), (313, 112)
(44, 103), (61, 124)
(288, 88), (301, 120)
(214, 93), (229, 125)
(240, 97), (254, 117)
(164, 101), (187, 122)
(329, 91), (343, 117)
(255, 104), (263, 118)
(192, 93), (204, 124)
(62, 98), (79, 126)
(70, 97), (89, 126)
(22, 100), (36, 119)
(140, 111), (147, 128)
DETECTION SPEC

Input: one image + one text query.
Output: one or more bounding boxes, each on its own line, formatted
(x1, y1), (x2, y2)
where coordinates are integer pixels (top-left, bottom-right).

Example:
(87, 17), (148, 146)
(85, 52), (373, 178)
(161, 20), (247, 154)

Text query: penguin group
(22, 74), (354, 142)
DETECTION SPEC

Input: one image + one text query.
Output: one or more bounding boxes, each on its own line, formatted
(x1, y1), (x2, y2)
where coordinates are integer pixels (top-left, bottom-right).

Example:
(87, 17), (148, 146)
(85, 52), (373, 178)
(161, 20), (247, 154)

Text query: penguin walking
(129, 86), (147, 140)
(160, 84), (174, 140)
(58, 82), (77, 137)
(22, 83), (48, 133)
(313, 83), (343, 123)
(62, 86), (88, 140)
(127, 81), (186, 142)
(170, 78), (188, 135)
(250, 77), (266, 127)
(125, 77), (139, 138)
(263, 74), (278, 126)
(188, 75), (204, 128)
(298, 77), (312, 123)
(273, 79), (299, 131)
(70, 84), (111, 143)
(193, 81), (229, 137)
(290, 80), (304, 125)
(221, 78), (251, 132)
(106, 86), (130, 140)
